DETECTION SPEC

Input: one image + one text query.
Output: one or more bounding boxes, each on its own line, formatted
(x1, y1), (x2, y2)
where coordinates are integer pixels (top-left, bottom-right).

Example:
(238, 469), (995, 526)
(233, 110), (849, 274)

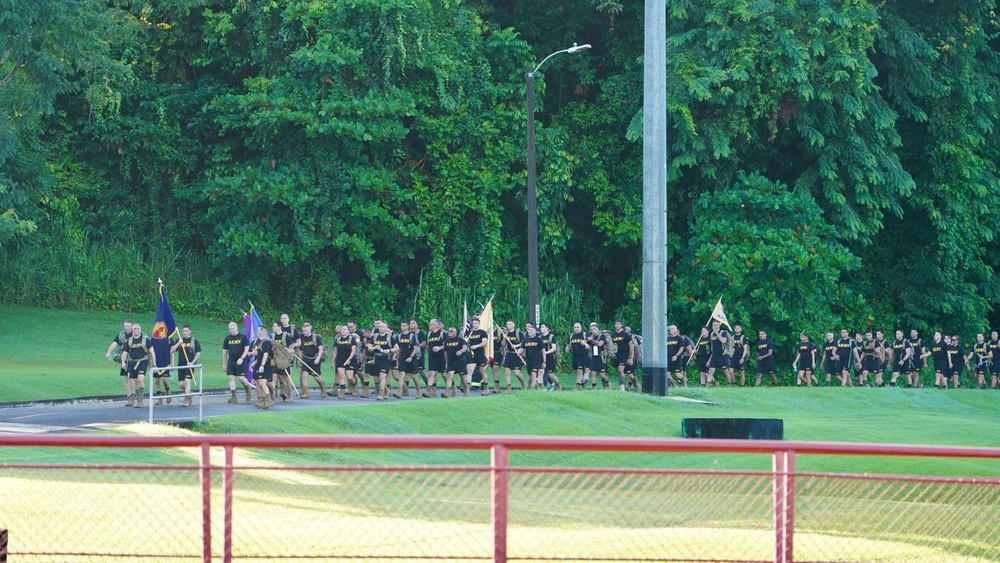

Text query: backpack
(601, 331), (616, 360)
(268, 338), (293, 370)
(632, 335), (643, 365)
(723, 331), (736, 357)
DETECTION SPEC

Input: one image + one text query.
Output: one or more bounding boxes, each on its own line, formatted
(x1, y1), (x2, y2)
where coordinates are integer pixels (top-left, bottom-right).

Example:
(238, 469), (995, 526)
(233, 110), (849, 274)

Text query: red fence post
(224, 445), (234, 563)
(201, 442), (212, 563)
(492, 444), (509, 563)
(773, 450), (795, 563)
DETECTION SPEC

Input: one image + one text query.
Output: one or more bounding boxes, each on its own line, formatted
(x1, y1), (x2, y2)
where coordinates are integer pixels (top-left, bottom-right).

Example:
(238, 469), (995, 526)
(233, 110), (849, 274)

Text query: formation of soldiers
(667, 322), (1000, 390)
(106, 316), (645, 409)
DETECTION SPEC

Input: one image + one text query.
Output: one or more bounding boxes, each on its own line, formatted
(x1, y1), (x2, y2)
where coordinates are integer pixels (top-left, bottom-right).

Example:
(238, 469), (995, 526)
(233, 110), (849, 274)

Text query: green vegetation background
(3, 1), (1000, 365)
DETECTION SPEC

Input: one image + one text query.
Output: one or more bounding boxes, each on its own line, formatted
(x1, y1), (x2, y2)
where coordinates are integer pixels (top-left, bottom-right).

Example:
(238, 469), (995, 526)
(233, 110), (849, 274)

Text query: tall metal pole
(526, 70), (540, 328)
(642, 0), (669, 395)
(524, 44), (589, 328)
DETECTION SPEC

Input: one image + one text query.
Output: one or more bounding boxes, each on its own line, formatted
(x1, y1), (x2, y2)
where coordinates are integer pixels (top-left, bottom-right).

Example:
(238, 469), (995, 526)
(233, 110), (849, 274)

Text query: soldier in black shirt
(835, 329), (858, 387)
(818, 332), (839, 387)
(268, 322), (296, 403)
(949, 335), (965, 388)
(121, 323), (157, 408)
(755, 331), (778, 387)
(250, 326), (275, 409)
(987, 331), (1000, 389)
(858, 331), (878, 387)
(694, 326), (712, 386)
(170, 324), (201, 407)
(442, 326), (469, 398)
(794, 333), (817, 387)
(408, 319), (429, 386)
(330, 325), (358, 399)
(522, 323), (544, 388)
(888, 330), (912, 387)
(705, 320), (729, 387)
(540, 323), (561, 391)
(874, 330), (889, 386)
(967, 333), (990, 389)
(920, 332), (950, 388)
(222, 322), (252, 403)
(296, 322), (328, 399)
(611, 320), (636, 391)
(500, 320), (527, 392)
(424, 319), (447, 397)
(367, 322), (394, 400)
(730, 325), (750, 386)
(467, 318), (491, 396)
(393, 322), (422, 399)
(666, 325), (693, 387)
(566, 322), (590, 390)
(586, 323), (611, 389)
(106, 320), (134, 404)
(907, 330), (924, 388)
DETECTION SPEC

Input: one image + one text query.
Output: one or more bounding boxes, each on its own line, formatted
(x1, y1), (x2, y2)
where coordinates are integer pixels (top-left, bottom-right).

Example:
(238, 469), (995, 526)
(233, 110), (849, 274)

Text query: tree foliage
(1, 0), (998, 340)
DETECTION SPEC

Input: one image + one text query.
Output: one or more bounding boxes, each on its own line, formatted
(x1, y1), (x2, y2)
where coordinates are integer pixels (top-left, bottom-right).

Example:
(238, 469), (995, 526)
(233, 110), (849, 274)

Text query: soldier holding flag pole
(151, 280), (179, 405)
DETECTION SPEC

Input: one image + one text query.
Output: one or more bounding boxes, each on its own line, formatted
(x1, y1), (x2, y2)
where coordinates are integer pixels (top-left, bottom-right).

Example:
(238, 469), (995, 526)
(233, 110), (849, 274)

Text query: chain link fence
(1, 436), (999, 562)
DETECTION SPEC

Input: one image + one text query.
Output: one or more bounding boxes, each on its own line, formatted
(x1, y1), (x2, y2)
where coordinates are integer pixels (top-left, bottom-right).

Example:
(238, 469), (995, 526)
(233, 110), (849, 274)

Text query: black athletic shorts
(401, 358), (419, 374)
(227, 361), (243, 377)
(756, 358), (776, 375)
(374, 356), (392, 374)
(572, 355), (589, 370)
(526, 357), (543, 371)
(707, 354), (730, 369)
(990, 362), (1000, 376)
(502, 353), (524, 370)
(126, 359), (149, 380)
(590, 356), (606, 373)
(696, 355), (710, 372)
(670, 356), (689, 374)
(254, 367), (273, 381)
(732, 356), (747, 369)
(365, 361), (377, 376)
(177, 367), (194, 380)
(825, 360), (840, 376)
(301, 357), (322, 376)
(797, 360), (814, 372)
(861, 359), (879, 373)
(428, 355), (446, 372)
(472, 350), (488, 367)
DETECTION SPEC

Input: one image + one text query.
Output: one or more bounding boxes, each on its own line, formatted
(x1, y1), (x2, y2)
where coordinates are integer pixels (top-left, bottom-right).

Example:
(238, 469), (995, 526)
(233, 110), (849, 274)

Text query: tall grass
(0, 231), (252, 318)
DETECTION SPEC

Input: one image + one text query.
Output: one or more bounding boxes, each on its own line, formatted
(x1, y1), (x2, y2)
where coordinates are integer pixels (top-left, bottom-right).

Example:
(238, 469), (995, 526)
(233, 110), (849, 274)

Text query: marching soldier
(122, 323), (157, 408)
(586, 323), (611, 389)
(566, 322), (590, 390)
(500, 320), (526, 392)
(106, 320), (134, 405)
(222, 322), (252, 404)
(296, 322), (328, 398)
(170, 324), (201, 407)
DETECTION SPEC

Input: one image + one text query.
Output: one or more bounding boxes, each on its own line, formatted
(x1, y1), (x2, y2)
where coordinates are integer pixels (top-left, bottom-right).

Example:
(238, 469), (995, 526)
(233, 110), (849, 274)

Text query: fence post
(491, 444), (509, 563)
(773, 450), (796, 563)
(1, 528), (7, 562)
(224, 445), (234, 563)
(201, 442), (213, 563)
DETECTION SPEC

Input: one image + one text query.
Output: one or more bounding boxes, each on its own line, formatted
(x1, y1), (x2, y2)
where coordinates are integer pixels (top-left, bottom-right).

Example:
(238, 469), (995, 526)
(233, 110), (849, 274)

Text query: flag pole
(691, 297), (726, 352)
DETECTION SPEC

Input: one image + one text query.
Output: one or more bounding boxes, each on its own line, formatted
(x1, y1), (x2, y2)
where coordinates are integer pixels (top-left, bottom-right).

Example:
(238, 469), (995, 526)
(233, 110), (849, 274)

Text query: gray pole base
(643, 366), (669, 396)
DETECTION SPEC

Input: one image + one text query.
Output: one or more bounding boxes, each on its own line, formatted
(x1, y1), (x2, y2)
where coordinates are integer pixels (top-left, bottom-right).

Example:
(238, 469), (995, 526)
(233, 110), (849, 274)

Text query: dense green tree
(0, 0), (127, 241)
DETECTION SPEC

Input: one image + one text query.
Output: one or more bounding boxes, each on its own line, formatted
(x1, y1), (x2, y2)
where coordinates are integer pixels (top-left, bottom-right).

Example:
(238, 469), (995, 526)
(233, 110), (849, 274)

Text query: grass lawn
(3, 304), (1000, 562)
(0, 304), (233, 401)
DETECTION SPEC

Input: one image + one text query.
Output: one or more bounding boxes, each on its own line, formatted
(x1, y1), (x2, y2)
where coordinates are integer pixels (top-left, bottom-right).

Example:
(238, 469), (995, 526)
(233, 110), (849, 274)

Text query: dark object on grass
(681, 418), (783, 440)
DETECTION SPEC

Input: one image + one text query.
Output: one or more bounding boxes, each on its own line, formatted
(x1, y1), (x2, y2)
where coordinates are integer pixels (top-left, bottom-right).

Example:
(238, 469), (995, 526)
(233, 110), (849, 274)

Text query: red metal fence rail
(2, 435), (999, 563)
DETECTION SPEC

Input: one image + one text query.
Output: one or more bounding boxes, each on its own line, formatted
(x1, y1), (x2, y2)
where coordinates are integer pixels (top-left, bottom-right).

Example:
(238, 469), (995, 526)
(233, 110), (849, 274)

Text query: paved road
(0, 387), (460, 434)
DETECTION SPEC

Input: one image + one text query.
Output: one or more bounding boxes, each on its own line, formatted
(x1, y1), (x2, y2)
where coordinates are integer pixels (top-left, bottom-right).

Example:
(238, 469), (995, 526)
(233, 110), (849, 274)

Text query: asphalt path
(0, 386), (461, 434)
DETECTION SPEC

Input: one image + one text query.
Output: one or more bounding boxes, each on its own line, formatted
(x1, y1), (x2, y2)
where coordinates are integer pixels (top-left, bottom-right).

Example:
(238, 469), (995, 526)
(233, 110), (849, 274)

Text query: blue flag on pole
(243, 304), (265, 383)
(152, 280), (179, 374)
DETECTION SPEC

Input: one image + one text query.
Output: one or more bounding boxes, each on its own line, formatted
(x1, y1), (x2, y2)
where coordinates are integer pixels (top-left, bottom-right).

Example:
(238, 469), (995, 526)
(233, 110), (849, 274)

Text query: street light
(526, 42), (591, 327)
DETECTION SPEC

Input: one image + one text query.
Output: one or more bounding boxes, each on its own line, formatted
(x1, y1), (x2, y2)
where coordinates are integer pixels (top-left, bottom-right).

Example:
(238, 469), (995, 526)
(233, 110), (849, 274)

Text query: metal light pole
(526, 43), (591, 327)
(642, 0), (668, 395)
